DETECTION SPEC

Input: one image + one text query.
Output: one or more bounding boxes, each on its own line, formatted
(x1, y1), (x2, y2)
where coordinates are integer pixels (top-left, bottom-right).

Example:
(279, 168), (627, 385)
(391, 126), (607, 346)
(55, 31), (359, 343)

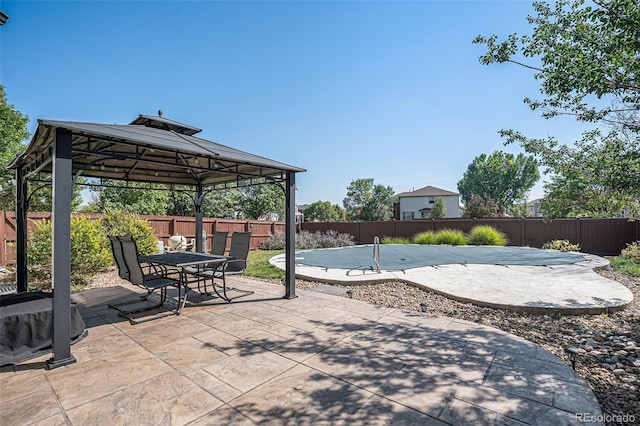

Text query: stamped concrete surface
(0, 279), (603, 425)
(271, 251), (633, 315)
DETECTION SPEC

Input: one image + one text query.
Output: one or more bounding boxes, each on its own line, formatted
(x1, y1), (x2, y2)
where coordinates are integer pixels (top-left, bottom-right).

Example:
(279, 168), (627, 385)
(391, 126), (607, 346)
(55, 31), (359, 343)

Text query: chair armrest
(142, 261), (179, 278)
(216, 258), (247, 274)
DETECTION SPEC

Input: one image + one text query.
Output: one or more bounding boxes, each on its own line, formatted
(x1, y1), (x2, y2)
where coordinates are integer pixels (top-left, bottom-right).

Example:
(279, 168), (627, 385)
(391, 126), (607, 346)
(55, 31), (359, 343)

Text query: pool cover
(295, 244), (586, 271)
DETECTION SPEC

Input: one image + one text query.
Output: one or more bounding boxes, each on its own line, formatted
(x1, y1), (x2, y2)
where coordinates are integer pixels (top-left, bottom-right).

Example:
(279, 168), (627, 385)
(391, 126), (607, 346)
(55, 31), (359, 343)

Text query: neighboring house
(395, 185), (463, 219)
(509, 199), (544, 218)
(523, 198), (545, 217)
(266, 205), (304, 222)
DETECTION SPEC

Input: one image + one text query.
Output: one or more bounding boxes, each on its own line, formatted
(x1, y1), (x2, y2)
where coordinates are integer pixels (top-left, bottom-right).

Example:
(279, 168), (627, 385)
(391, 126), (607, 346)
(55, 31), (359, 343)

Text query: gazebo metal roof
(8, 114), (303, 370)
(9, 115), (305, 188)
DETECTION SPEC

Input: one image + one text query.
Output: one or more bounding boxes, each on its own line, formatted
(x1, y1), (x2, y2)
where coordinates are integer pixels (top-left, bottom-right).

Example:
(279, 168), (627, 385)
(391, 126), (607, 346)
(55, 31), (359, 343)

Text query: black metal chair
(195, 231), (254, 302)
(211, 230), (229, 256)
(183, 231), (229, 279)
(108, 235), (185, 324)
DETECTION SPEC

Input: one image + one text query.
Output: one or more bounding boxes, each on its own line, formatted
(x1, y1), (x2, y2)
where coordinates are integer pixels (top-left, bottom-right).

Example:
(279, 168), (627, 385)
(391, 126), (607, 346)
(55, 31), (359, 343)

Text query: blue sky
(1, 1), (593, 206)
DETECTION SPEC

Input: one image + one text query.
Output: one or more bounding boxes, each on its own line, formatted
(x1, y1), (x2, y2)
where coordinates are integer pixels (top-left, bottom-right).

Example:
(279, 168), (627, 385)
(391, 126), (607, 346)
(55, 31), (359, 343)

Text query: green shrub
(609, 256), (640, 277)
(71, 216), (113, 278)
(413, 231), (437, 245)
(101, 210), (158, 255)
(434, 229), (467, 245)
(382, 236), (410, 244)
(260, 230), (355, 250)
(542, 240), (581, 252)
(27, 216), (112, 289)
(260, 232), (286, 250)
(621, 241), (640, 263)
(27, 220), (54, 286)
(467, 225), (508, 246)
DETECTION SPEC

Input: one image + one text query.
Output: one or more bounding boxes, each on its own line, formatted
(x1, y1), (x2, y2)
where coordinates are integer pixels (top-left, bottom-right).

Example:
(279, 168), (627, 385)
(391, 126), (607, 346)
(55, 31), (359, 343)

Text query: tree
(343, 178), (395, 221)
(474, 0), (640, 217)
(430, 197), (447, 219)
(508, 202), (532, 218)
(202, 188), (242, 219)
(536, 130), (640, 216)
(89, 181), (171, 215)
(239, 182), (284, 220)
(304, 200), (342, 222)
(474, 0), (639, 131)
(165, 187), (241, 218)
(0, 86), (84, 212)
(88, 181), (244, 218)
(332, 203), (347, 221)
(0, 85), (30, 211)
(26, 175), (85, 212)
(462, 194), (500, 218)
(457, 151), (540, 214)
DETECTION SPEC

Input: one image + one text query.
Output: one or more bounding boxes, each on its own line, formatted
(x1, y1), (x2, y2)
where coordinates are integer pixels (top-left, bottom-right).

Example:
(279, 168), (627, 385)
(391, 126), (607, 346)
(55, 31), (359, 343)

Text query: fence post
(576, 218), (581, 246)
(520, 217), (525, 247)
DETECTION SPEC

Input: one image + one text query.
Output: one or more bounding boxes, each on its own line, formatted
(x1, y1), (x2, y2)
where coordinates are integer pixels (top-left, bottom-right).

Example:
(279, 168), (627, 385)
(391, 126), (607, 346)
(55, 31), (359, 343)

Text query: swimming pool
(294, 244), (586, 271)
(270, 244), (632, 315)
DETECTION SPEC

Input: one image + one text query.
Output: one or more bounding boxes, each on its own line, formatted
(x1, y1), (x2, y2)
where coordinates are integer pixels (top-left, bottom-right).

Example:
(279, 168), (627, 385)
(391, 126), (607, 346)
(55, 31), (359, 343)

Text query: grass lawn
(246, 250), (285, 279)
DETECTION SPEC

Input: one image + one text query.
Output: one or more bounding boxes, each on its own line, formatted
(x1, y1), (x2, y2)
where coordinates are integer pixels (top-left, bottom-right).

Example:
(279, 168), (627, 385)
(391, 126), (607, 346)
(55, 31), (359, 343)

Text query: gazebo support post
(283, 172), (297, 299)
(47, 128), (76, 369)
(195, 184), (204, 252)
(15, 167), (28, 293)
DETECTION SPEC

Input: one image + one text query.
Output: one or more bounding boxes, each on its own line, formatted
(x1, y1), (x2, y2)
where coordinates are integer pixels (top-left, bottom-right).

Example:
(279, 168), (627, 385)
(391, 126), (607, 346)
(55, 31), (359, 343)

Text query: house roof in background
(395, 185), (458, 198)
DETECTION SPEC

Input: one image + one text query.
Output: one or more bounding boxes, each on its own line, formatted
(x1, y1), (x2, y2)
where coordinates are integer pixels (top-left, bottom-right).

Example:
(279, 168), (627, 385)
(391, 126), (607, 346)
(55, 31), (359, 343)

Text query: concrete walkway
(271, 252), (633, 315)
(1, 279), (602, 425)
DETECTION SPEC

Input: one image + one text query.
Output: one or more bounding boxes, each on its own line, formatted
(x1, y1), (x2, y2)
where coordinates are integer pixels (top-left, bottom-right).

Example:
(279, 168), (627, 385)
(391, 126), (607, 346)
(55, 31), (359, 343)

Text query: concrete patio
(1, 278), (603, 425)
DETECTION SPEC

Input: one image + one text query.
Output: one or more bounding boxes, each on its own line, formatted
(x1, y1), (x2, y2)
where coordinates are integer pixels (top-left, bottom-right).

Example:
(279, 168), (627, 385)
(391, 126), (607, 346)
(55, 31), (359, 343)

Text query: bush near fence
(300, 217), (639, 257)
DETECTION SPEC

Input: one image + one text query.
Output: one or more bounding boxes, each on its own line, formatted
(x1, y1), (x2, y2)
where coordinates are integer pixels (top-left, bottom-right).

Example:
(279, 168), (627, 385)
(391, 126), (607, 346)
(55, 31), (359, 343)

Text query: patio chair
(108, 235), (185, 324)
(183, 231), (229, 279)
(195, 231), (254, 302)
(211, 230), (229, 256)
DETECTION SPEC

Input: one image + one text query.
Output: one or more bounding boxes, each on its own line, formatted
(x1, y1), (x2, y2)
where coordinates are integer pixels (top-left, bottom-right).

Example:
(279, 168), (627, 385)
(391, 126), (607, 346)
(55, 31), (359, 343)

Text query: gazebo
(7, 114), (305, 369)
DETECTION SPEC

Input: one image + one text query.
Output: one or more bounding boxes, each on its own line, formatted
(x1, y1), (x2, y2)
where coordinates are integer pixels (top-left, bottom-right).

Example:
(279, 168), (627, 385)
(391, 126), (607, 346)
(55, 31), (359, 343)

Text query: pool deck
(1, 279), (603, 425)
(271, 250), (634, 315)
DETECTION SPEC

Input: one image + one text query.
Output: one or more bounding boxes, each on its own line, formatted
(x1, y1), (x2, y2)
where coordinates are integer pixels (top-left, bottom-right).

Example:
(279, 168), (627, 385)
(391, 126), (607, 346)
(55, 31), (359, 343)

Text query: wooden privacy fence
(0, 211), (292, 267)
(2, 213), (636, 265)
(300, 217), (639, 257)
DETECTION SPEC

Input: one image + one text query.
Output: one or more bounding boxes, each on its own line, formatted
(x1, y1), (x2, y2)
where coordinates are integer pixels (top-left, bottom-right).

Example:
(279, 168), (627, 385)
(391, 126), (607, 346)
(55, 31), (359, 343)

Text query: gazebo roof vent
(129, 114), (202, 136)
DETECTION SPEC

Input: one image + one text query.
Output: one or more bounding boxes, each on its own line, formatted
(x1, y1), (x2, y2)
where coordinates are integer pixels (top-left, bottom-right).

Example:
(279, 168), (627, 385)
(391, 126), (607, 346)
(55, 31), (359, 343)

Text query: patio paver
(0, 278), (603, 425)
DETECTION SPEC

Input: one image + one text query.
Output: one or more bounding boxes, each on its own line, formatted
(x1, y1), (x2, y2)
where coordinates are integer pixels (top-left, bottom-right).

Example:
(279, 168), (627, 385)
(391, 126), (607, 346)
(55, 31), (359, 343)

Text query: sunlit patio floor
(1, 278), (603, 425)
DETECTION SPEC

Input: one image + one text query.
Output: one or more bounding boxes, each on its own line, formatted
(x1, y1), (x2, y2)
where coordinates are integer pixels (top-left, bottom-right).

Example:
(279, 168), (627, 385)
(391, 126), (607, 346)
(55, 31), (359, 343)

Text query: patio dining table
(139, 251), (228, 311)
